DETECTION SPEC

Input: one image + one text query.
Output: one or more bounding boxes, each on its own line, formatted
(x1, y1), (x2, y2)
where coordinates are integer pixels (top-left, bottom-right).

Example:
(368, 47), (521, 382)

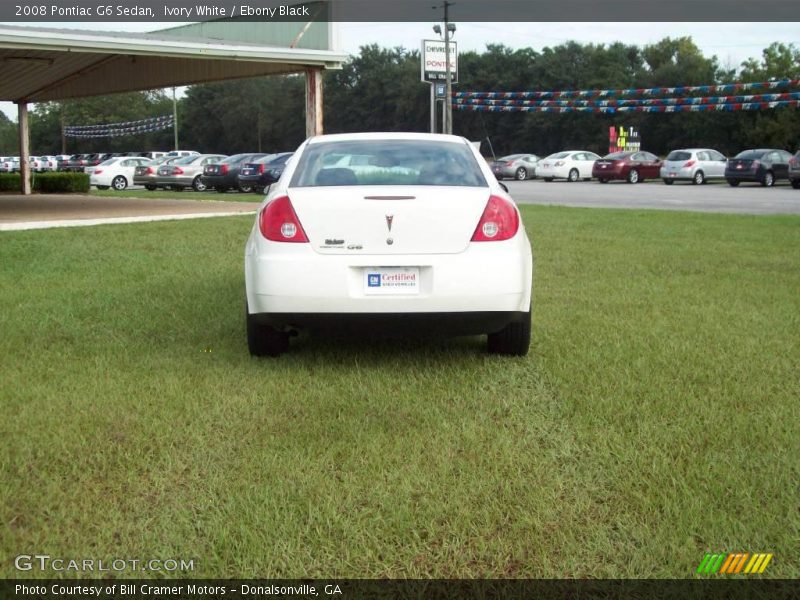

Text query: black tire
(662, 179), (674, 185)
(238, 183), (254, 193)
(96, 185), (109, 190)
(515, 167), (527, 181)
(487, 309), (531, 356)
(567, 168), (579, 183)
(246, 303), (289, 357)
(215, 186), (227, 193)
(599, 178), (608, 184)
(727, 180), (740, 187)
(627, 169), (639, 184)
(791, 179), (800, 189)
(543, 177), (553, 182)
(761, 171), (775, 187)
(192, 176), (207, 192)
(144, 185), (157, 191)
(111, 175), (127, 190)
(693, 170), (705, 185)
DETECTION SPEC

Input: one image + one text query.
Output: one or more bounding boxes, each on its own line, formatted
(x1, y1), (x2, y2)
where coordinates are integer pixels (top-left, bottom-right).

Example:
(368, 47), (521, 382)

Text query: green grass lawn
(1, 206), (798, 579)
(89, 188), (263, 202)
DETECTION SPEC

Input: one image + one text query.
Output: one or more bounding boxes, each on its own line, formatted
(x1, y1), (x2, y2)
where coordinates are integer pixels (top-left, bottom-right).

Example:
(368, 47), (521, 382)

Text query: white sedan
(89, 157), (151, 190)
(245, 132), (533, 357)
(536, 150), (601, 182)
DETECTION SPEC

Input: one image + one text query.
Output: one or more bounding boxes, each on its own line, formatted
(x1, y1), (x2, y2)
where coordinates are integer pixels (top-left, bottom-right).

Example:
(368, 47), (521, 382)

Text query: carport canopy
(0, 22), (346, 193)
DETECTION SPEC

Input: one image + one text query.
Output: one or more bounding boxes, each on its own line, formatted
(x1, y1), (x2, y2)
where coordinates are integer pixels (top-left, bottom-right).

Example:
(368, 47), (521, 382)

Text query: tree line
(2, 37), (798, 158)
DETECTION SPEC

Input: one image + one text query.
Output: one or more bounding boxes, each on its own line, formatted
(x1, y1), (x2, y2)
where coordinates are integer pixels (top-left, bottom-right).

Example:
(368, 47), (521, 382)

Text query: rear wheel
(791, 180), (800, 189)
(543, 177), (553, 182)
(727, 180), (740, 187)
(192, 176), (207, 192)
(662, 179), (673, 185)
(693, 170), (705, 185)
(144, 185), (157, 191)
(487, 310), (531, 356)
(761, 171), (775, 187)
(112, 175), (127, 190)
(568, 168), (579, 182)
(215, 186), (227, 193)
(599, 178), (608, 184)
(238, 183), (254, 193)
(515, 167), (527, 181)
(627, 169), (639, 184)
(246, 303), (289, 357)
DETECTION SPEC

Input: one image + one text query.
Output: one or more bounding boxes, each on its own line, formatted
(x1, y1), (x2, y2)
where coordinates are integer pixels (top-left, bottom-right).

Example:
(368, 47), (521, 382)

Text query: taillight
(221, 164), (229, 175)
(145, 167), (154, 175)
(94, 169), (102, 174)
(471, 195), (520, 242)
(172, 167), (184, 175)
(258, 164), (266, 173)
(683, 160), (696, 168)
(790, 157), (799, 167)
(258, 195), (308, 243)
(505, 161), (514, 166)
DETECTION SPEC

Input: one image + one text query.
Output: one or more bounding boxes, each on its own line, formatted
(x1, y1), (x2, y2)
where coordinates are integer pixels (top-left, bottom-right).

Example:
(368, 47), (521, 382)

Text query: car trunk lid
(286, 185), (491, 255)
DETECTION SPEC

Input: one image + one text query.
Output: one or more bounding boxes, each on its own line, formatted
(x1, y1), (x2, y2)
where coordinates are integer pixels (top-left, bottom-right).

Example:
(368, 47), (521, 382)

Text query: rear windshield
(290, 140), (487, 187)
(498, 154), (523, 161)
(222, 154), (254, 164)
(666, 151), (692, 161)
(545, 152), (571, 160)
(604, 152), (631, 159)
(735, 150), (765, 159)
(174, 155), (200, 165)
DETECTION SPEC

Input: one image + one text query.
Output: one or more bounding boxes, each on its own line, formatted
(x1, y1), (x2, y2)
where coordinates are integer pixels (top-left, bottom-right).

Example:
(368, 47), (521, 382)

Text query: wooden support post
(18, 102), (31, 196)
(305, 67), (323, 138)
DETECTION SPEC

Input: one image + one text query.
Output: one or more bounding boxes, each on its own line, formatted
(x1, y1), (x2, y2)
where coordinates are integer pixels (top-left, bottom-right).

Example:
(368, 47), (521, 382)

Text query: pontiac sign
(421, 39), (458, 83)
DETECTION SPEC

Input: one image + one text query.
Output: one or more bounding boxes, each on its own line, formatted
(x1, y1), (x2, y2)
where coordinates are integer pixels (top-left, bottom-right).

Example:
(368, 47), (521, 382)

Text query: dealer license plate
(363, 267), (419, 295)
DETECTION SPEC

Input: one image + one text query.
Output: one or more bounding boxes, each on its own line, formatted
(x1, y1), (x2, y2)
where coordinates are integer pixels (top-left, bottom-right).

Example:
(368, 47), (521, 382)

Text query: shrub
(0, 172), (90, 193)
(0, 173), (20, 191)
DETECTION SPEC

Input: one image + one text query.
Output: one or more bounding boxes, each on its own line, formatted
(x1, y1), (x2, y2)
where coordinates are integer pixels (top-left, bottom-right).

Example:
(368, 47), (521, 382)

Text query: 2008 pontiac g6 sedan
(244, 132), (533, 357)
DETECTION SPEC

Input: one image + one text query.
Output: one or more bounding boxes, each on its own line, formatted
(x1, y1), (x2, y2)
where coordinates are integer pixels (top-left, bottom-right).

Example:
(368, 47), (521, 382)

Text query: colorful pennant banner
(453, 78), (800, 100)
(455, 101), (800, 114)
(454, 92), (800, 108)
(64, 115), (174, 138)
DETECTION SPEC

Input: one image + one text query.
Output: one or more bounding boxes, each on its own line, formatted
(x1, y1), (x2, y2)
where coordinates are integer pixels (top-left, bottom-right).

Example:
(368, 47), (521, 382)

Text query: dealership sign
(421, 39), (458, 83)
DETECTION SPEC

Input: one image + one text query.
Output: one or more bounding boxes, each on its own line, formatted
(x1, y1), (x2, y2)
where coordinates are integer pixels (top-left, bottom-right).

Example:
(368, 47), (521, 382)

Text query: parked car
(202, 153), (268, 193)
(133, 156), (182, 190)
(536, 150), (600, 182)
(56, 155), (73, 171)
(660, 148), (727, 185)
(155, 153), (227, 191)
(244, 132), (533, 357)
(725, 149), (793, 187)
(165, 150), (199, 158)
(39, 155), (59, 171)
(140, 151), (166, 160)
(237, 152), (294, 194)
(789, 150), (800, 189)
(29, 156), (47, 172)
(1, 157), (20, 172)
(592, 150), (662, 183)
(489, 154), (540, 180)
(89, 156), (151, 190)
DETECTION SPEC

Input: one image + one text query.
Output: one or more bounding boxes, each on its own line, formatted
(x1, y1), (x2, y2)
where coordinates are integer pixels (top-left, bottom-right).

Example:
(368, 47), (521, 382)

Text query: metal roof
(0, 24), (346, 102)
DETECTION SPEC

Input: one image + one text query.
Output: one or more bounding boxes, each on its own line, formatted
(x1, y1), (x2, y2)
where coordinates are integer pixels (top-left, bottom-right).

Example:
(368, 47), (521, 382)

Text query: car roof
(306, 132), (470, 145)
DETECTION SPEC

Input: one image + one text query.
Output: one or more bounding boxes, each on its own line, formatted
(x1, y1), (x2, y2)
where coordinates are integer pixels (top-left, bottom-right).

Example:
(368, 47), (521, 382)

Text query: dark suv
(725, 149), (793, 187)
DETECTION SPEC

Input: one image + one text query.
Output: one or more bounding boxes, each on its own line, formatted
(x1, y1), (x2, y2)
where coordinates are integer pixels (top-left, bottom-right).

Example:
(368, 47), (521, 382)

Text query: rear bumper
(245, 230), (533, 328)
(202, 174), (235, 188)
(593, 166), (624, 179)
(725, 170), (760, 182)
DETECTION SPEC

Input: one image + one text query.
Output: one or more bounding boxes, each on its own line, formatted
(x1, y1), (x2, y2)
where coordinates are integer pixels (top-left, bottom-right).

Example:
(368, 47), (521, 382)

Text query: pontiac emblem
(385, 215), (394, 231)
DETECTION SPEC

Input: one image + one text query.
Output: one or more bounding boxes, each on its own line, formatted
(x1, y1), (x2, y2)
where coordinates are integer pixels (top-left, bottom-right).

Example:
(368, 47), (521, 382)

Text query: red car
(593, 151), (662, 183)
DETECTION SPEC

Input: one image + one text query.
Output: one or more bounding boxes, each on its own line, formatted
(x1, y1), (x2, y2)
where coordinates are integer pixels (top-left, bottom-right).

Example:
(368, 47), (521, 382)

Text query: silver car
(155, 154), (227, 191)
(490, 154), (540, 180)
(661, 148), (727, 185)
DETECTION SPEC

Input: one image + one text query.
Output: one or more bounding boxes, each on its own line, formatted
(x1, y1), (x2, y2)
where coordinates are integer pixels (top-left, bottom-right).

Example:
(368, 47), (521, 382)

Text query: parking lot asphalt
(0, 193), (258, 231)
(505, 179), (800, 215)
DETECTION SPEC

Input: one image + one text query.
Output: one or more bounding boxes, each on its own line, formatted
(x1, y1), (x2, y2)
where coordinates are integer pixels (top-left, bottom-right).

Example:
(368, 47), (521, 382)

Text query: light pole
(443, 2), (453, 134)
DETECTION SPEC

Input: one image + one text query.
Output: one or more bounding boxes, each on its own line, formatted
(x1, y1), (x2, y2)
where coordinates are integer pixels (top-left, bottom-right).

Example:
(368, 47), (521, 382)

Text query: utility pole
(172, 87), (179, 150)
(443, 1), (452, 134)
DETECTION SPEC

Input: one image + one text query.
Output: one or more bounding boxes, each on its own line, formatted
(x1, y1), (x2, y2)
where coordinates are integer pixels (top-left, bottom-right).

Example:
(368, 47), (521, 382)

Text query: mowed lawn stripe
(0, 206), (797, 578)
